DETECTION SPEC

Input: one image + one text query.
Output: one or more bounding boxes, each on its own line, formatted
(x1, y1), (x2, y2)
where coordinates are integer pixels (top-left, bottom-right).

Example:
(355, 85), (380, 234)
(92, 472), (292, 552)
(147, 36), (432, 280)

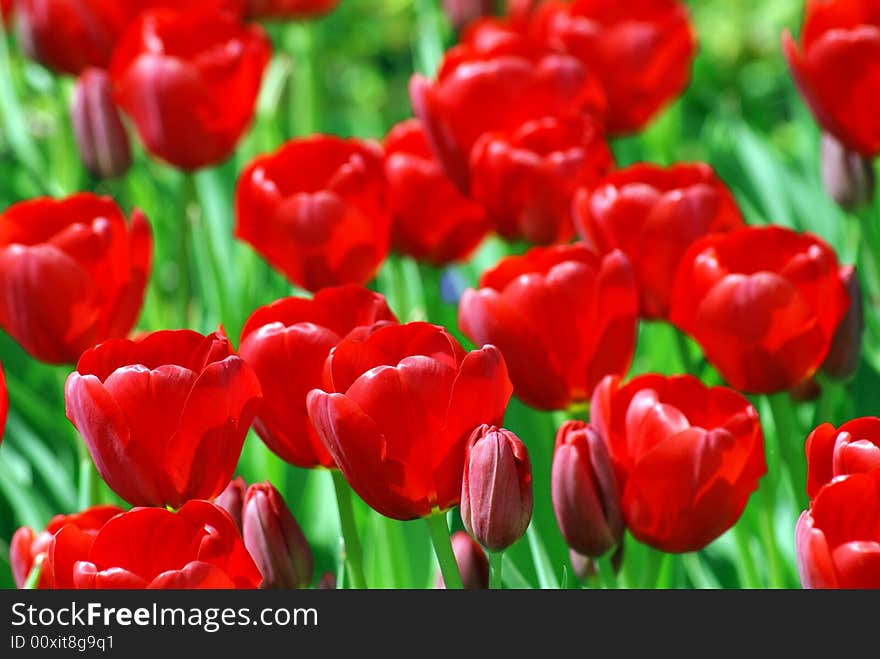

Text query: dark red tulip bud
(436, 531), (489, 589)
(243, 482), (314, 589)
(442, 0), (495, 30)
(789, 377), (821, 403)
(461, 424), (533, 552)
(568, 549), (597, 582)
(552, 420), (623, 557)
(821, 132), (875, 211)
(71, 68), (131, 179)
(214, 476), (247, 532)
(822, 265), (863, 381)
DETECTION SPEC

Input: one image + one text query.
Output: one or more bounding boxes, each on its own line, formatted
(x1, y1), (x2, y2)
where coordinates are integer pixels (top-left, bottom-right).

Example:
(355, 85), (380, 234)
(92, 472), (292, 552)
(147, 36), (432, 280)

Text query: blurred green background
(0, 0), (874, 589)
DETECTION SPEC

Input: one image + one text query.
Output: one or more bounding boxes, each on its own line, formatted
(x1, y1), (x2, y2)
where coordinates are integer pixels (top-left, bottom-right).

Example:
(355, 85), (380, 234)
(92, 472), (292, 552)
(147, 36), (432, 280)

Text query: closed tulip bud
(436, 531), (489, 589)
(552, 421), (623, 557)
(461, 424), (533, 552)
(243, 482), (314, 589)
(568, 549), (597, 582)
(822, 265), (863, 381)
(442, 0), (495, 30)
(821, 133), (876, 211)
(214, 476), (247, 532)
(71, 68), (132, 179)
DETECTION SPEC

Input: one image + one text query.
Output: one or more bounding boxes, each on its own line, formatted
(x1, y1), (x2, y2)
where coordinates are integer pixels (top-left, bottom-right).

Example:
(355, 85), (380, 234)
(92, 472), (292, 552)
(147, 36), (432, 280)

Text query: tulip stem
(766, 392), (809, 512)
(23, 554), (45, 590)
(76, 441), (99, 510)
(330, 470), (368, 589)
(526, 523), (560, 589)
(596, 553), (619, 589)
(488, 550), (504, 589)
(177, 174), (195, 329)
(286, 23), (318, 136)
(413, 0), (446, 76)
(426, 513), (463, 589)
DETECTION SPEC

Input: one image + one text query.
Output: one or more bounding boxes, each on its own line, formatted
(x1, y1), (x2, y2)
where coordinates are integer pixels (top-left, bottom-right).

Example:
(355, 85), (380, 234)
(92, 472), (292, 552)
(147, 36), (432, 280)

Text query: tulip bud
(552, 420), (623, 557)
(71, 68), (132, 179)
(436, 531), (490, 589)
(461, 424), (533, 552)
(821, 132), (875, 211)
(822, 265), (863, 380)
(242, 482), (314, 589)
(442, 0), (495, 30)
(214, 476), (247, 532)
(568, 549), (597, 582)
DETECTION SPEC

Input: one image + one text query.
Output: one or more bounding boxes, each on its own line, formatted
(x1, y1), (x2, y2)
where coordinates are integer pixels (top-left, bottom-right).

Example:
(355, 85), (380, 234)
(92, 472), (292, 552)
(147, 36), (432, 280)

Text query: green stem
(766, 392), (809, 512)
(526, 523), (560, 589)
(489, 551), (504, 590)
(23, 554), (45, 589)
(177, 175), (195, 329)
(732, 523), (761, 589)
(596, 553), (619, 589)
(413, 0), (446, 76)
(653, 553), (676, 589)
(76, 443), (99, 510)
(758, 483), (785, 588)
(425, 513), (463, 590)
(286, 23), (317, 136)
(330, 470), (367, 589)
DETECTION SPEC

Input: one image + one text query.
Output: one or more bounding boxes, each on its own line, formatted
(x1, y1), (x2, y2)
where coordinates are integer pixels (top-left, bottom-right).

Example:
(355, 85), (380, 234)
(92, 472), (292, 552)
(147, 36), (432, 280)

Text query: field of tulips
(0, 0), (878, 591)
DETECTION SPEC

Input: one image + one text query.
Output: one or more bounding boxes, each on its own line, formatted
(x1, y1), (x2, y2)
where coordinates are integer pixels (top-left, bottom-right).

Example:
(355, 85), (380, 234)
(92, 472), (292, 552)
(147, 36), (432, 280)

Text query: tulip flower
(31, 501), (261, 589)
(71, 68), (132, 179)
(307, 322), (513, 520)
(783, 0), (880, 157)
(552, 420), (622, 558)
(822, 265), (863, 380)
(531, 0), (697, 134)
(243, 482), (314, 589)
(10, 505), (123, 589)
(65, 328), (262, 508)
(461, 425), (533, 552)
(458, 243), (638, 410)
(591, 374), (766, 553)
(409, 39), (606, 190)
(246, 0), (338, 20)
(384, 119), (490, 265)
(110, 9), (271, 170)
(214, 476), (247, 531)
(669, 226), (852, 394)
(806, 417), (880, 500)
(0, 193), (152, 364)
(820, 132), (876, 210)
(471, 114), (614, 245)
(235, 135), (391, 292)
(239, 286), (396, 469)
(796, 470), (880, 589)
(574, 162), (744, 319)
(436, 531), (490, 589)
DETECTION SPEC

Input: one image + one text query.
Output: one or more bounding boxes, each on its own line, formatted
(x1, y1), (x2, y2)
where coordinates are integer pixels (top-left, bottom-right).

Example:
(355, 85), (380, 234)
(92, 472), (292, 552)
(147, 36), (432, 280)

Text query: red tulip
(437, 531), (490, 589)
(532, 0), (697, 134)
(71, 68), (132, 180)
(0, 193), (151, 364)
(10, 505), (123, 589)
(471, 114), (614, 245)
(443, 0), (496, 30)
(307, 322), (513, 520)
(14, 1), (245, 76)
(110, 9), (271, 170)
(806, 417), (880, 501)
(235, 135), (391, 292)
(461, 424), (533, 552)
(669, 226), (851, 394)
(458, 243), (638, 410)
(820, 132), (876, 211)
(214, 475), (247, 531)
(246, 0), (338, 20)
(574, 162), (744, 319)
(796, 470), (880, 589)
(0, 362), (6, 443)
(552, 420), (623, 558)
(783, 0), (880, 157)
(384, 119), (490, 265)
(591, 374), (766, 553)
(53, 501), (261, 589)
(243, 482), (314, 589)
(65, 328), (262, 508)
(239, 285), (397, 469)
(822, 265), (863, 380)
(409, 38), (606, 191)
